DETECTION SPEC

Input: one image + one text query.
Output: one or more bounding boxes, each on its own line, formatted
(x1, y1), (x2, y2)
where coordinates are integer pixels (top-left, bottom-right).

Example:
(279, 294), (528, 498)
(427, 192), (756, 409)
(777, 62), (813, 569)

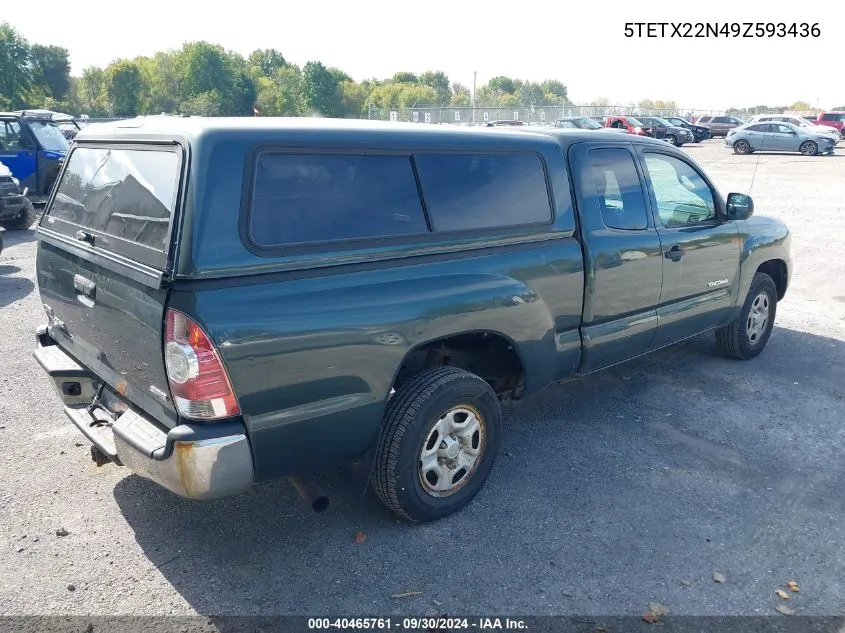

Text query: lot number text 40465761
(624, 22), (821, 38)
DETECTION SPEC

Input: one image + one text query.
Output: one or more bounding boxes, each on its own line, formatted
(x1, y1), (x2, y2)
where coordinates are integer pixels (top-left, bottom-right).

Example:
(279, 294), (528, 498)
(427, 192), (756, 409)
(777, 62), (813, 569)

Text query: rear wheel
(371, 367), (503, 522)
(799, 140), (818, 156)
(715, 272), (778, 360)
(733, 139), (751, 155)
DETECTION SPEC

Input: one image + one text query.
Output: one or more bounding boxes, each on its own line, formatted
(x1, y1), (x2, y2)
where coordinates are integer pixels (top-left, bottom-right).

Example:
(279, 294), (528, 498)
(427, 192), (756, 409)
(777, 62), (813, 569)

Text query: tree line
(0, 23), (571, 118)
(2, 23), (837, 119)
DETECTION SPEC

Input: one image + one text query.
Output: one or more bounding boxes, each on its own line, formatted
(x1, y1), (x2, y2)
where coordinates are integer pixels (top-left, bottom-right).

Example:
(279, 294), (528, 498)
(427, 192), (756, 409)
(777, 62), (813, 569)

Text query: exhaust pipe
(288, 475), (329, 513)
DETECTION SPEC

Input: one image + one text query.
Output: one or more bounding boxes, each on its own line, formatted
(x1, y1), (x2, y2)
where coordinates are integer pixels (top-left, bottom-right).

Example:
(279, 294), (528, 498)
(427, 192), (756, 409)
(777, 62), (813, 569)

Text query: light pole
(472, 71), (477, 125)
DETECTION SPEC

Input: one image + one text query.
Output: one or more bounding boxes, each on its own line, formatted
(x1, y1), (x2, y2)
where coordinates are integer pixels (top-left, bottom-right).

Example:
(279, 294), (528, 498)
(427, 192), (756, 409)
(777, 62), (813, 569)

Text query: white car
(748, 115), (839, 141)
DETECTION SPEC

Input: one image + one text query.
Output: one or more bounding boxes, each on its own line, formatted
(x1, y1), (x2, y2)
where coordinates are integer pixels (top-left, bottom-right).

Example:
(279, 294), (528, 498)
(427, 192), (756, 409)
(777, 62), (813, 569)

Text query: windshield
(627, 117), (644, 127)
(575, 117), (602, 129)
(653, 117), (674, 127)
(27, 120), (70, 152)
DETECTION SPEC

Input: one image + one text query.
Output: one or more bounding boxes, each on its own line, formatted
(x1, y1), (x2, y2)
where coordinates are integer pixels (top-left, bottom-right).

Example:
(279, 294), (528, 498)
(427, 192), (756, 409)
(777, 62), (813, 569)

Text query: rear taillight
(164, 309), (240, 420)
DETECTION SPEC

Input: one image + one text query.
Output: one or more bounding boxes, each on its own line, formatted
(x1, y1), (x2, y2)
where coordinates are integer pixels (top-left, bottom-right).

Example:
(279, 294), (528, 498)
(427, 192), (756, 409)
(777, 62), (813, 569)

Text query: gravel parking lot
(1, 139), (843, 619)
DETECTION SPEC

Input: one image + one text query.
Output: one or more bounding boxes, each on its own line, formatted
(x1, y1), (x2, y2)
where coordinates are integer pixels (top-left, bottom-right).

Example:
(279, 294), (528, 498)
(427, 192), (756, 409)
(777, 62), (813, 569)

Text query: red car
(604, 115), (650, 136)
(816, 111), (845, 137)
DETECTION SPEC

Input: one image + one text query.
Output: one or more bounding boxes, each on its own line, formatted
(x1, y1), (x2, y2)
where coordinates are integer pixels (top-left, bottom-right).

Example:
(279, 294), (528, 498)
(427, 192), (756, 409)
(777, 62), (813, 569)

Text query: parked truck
(33, 118), (792, 522)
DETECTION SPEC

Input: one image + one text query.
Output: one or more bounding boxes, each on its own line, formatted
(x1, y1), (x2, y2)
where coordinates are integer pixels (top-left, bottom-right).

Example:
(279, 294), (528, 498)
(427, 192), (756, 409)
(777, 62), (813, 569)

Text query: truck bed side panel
(169, 239), (583, 481)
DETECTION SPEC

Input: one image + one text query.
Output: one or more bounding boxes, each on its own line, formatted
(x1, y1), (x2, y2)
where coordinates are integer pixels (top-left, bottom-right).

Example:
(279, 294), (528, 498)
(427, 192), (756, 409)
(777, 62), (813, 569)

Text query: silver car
(747, 114), (839, 142)
(726, 121), (836, 156)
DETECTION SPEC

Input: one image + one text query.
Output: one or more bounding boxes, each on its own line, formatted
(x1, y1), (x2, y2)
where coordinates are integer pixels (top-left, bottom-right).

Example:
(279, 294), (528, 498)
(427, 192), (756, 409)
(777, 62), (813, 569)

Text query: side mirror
(726, 193), (754, 220)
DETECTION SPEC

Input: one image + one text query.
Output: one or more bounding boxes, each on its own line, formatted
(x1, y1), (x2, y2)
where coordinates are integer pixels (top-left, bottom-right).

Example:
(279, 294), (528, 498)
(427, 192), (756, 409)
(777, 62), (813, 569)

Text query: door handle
(664, 245), (684, 262)
(73, 274), (96, 299)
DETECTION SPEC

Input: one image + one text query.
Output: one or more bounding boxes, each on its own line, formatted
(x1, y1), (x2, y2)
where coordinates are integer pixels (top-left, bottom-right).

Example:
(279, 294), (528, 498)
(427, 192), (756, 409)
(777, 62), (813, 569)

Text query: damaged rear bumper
(33, 325), (254, 500)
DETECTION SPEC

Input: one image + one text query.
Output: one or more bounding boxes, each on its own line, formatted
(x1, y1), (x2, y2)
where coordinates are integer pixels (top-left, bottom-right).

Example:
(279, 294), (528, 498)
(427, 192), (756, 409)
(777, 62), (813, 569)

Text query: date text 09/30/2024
(307, 618), (527, 630)
(624, 22), (821, 38)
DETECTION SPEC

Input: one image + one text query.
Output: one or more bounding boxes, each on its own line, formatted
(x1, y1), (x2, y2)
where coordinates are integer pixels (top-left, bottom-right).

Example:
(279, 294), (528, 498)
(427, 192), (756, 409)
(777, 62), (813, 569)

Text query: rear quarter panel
(169, 244), (583, 479)
(171, 128), (585, 480)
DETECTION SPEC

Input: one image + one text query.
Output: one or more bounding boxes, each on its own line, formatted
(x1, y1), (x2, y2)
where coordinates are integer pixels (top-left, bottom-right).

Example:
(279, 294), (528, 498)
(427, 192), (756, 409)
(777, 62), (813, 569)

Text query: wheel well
(757, 259), (787, 300)
(392, 332), (526, 401)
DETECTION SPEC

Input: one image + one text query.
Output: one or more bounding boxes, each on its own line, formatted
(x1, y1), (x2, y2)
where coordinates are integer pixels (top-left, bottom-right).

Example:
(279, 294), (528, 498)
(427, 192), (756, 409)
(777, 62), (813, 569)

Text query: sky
(8, 0), (839, 111)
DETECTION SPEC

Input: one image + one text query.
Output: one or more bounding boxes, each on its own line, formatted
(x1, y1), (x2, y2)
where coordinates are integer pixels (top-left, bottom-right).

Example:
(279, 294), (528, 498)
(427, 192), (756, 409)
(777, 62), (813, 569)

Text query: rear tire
(1, 199), (37, 230)
(371, 367), (503, 522)
(733, 139), (751, 154)
(715, 272), (778, 360)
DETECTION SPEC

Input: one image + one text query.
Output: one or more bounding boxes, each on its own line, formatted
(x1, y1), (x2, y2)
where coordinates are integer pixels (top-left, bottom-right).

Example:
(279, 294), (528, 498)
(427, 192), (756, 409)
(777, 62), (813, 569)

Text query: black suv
(695, 115), (744, 138)
(634, 116), (695, 146)
(664, 116), (711, 142)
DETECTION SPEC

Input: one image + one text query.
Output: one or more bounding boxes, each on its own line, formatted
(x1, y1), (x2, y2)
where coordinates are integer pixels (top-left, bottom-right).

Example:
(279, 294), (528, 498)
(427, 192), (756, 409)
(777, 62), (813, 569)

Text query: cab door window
(587, 148), (649, 230)
(643, 153), (717, 227)
(0, 120), (33, 151)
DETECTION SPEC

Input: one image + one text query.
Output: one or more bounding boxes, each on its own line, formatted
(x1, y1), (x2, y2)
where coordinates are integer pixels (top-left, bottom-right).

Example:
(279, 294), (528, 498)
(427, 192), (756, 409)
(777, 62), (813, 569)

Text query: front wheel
(799, 140), (818, 156)
(667, 134), (679, 146)
(733, 139), (751, 154)
(371, 367), (503, 522)
(715, 272), (778, 360)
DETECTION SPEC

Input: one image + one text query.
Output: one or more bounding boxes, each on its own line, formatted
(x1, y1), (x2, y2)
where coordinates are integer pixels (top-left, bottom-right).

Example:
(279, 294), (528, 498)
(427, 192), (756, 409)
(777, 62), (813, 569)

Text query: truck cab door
(636, 148), (741, 346)
(0, 119), (37, 190)
(569, 142), (664, 373)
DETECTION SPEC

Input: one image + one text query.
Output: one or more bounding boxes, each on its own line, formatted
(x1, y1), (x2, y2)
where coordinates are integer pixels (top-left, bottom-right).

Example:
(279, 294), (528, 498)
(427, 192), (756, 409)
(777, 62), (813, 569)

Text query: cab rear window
(46, 146), (180, 254)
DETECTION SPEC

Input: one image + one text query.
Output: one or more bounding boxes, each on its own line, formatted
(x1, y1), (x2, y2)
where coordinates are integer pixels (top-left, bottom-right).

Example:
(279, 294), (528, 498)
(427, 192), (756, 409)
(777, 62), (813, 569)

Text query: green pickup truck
(33, 118), (792, 522)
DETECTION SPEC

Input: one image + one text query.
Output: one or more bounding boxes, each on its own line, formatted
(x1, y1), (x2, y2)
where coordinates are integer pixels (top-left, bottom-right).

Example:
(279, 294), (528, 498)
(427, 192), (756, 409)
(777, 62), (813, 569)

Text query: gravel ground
(0, 140), (843, 619)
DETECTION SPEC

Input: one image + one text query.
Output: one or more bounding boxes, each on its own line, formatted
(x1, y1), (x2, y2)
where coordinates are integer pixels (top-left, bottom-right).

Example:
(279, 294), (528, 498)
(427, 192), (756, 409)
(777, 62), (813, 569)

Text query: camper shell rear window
(44, 145), (182, 269)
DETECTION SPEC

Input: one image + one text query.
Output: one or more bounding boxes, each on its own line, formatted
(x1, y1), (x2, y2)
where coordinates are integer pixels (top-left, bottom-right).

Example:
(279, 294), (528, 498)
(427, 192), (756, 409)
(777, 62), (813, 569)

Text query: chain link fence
(77, 105), (747, 127)
(368, 105), (717, 125)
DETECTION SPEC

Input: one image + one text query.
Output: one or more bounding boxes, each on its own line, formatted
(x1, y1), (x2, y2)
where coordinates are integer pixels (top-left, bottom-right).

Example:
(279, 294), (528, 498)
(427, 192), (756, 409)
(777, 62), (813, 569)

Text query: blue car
(0, 111), (70, 206)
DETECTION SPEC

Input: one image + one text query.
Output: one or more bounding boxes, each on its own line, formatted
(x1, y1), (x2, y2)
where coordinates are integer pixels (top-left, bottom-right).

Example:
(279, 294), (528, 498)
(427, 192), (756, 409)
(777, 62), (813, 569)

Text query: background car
(604, 115), (651, 136)
(664, 116), (711, 142)
(554, 116), (627, 133)
(0, 111), (69, 205)
(726, 121), (836, 156)
(815, 111), (845, 137)
(0, 160), (36, 229)
(696, 115), (745, 137)
(484, 120), (525, 127)
(635, 116), (694, 146)
(747, 114), (839, 142)
(12, 109), (83, 140)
